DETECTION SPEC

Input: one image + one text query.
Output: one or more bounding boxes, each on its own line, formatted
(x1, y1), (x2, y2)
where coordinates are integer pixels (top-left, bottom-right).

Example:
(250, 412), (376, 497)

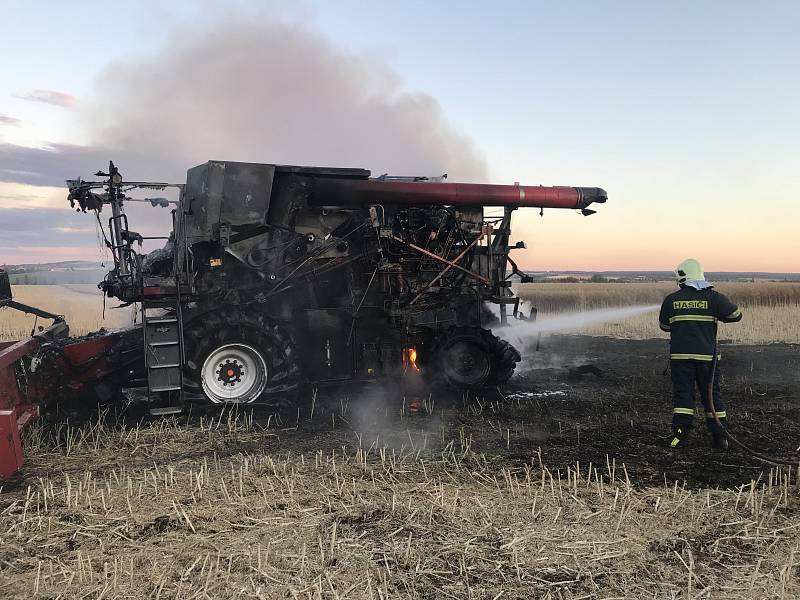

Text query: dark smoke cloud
(0, 114), (21, 126)
(13, 89), (77, 108)
(80, 19), (487, 183)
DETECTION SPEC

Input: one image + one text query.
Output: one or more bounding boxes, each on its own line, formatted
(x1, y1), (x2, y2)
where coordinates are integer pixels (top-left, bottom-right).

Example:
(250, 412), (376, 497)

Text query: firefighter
(659, 259), (742, 449)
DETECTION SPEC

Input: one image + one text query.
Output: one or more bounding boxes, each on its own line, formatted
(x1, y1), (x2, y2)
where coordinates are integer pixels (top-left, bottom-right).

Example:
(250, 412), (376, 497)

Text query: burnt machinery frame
(0, 161), (605, 476)
(62, 160), (606, 406)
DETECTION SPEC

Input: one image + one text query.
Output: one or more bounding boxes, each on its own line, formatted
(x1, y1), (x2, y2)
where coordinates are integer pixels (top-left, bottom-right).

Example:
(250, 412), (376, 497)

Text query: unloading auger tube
(313, 178), (607, 211)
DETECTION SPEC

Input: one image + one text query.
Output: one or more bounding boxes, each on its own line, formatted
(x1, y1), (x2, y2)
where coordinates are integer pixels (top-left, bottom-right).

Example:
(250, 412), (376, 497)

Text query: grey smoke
(2, 19), (486, 199)
(79, 18), (487, 184)
(1, 15), (487, 257)
(345, 383), (443, 455)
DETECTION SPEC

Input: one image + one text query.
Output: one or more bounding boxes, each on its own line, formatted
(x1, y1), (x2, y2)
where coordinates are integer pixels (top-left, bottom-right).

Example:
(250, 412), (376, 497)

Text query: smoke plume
(81, 19), (487, 183)
(1, 13), (487, 259)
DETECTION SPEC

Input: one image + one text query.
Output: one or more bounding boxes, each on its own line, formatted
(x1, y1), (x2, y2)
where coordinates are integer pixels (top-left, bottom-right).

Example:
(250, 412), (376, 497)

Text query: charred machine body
(64, 161), (607, 406)
(0, 159), (606, 475)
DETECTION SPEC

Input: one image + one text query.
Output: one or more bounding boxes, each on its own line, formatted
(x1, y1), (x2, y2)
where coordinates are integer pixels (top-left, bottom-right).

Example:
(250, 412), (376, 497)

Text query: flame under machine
(0, 160), (606, 477)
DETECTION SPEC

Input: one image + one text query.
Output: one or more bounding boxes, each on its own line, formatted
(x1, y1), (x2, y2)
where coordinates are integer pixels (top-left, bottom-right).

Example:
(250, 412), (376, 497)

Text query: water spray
(497, 304), (660, 346)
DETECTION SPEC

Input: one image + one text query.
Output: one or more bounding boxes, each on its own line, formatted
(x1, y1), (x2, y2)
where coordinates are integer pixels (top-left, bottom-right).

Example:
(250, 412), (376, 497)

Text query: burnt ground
(13, 334), (800, 490)
(243, 333), (800, 489)
(495, 335), (800, 488)
(295, 333), (800, 490)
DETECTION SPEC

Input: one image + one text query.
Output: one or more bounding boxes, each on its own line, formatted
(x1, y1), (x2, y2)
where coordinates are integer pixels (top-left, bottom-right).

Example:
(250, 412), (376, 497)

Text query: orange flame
(407, 347), (420, 372)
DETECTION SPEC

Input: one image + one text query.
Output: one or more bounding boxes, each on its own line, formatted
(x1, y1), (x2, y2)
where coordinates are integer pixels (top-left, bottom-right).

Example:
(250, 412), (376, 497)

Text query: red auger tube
(313, 179), (607, 209)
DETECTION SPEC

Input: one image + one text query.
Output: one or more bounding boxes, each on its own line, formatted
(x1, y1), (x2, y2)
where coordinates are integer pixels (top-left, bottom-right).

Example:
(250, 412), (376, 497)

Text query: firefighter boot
(670, 427), (689, 449)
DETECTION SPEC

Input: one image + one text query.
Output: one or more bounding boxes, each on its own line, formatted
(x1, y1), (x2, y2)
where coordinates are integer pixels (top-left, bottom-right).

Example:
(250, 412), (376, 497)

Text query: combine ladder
(142, 297), (185, 413)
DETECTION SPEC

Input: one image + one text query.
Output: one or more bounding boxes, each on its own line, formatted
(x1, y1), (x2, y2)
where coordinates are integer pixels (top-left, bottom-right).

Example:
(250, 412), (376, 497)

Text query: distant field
(515, 282), (800, 344)
(515, 281), (800, 312)
(0, 285), (134, 340)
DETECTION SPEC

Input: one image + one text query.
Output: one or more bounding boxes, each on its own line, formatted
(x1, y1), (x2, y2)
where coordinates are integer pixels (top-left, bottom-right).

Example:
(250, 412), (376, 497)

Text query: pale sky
(1, 1), (798, 271)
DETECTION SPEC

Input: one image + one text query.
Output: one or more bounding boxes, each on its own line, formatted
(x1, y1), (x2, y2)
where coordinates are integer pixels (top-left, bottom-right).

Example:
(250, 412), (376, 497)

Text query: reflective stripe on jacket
(659, 286), (741, 359)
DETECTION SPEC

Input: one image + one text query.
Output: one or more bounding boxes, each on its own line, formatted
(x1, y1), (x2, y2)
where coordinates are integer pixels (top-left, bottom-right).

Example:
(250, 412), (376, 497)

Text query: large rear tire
(418, 327), (520, 390)
(183, 308), (301, 405)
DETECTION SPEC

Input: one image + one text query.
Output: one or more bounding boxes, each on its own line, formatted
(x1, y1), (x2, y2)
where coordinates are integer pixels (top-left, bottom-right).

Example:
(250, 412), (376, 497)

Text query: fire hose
(705, 330), (799, 468)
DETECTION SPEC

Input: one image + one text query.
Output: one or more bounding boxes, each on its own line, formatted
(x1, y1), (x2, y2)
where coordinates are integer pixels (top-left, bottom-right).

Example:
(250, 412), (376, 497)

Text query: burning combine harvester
(0, 160), (606, 477)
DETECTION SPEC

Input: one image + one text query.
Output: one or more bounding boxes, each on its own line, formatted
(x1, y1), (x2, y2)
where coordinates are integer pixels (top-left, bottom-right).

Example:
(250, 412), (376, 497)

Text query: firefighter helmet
(674, 258), (704, 285)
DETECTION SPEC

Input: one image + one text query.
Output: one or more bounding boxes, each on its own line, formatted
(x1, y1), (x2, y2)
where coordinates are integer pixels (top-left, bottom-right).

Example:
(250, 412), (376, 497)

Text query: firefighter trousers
(671, 359), (726, 434)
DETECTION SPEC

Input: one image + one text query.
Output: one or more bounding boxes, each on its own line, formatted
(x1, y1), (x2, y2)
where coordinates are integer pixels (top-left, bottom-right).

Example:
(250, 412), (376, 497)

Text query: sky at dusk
(1, 1), (798, 272)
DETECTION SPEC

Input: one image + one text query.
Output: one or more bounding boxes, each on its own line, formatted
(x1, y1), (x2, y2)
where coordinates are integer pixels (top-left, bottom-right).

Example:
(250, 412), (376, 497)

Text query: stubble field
(0, 282), (798, 598)
(514, 282), (800, 344)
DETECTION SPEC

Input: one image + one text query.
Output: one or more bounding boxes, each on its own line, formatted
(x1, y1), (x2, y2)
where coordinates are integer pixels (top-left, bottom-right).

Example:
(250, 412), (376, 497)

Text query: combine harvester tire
(183, 308), (301, 404)
(419, 326), (521, 390)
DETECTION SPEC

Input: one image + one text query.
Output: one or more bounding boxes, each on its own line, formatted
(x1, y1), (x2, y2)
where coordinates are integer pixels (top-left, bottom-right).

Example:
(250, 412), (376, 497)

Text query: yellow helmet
(674, 258), (704, 285)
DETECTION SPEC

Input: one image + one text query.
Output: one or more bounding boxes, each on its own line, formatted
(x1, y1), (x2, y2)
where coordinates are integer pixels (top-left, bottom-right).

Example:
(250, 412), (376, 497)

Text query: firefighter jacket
(659, 286), (742, 361)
